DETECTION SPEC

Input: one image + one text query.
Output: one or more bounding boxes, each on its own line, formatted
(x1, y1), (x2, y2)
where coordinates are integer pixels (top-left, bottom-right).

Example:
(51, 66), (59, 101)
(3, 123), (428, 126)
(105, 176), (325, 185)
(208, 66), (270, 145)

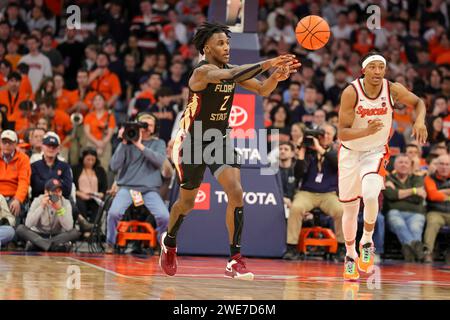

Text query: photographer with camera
(16, 178), (80, 252)
(283, 123), (345, 260)
(106, 112), (169, 253)
(0, 194), (15, 248)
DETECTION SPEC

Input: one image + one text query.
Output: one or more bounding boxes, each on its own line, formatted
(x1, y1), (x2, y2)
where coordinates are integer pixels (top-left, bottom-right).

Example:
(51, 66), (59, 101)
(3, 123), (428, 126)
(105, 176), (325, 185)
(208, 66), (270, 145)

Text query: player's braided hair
(192, 22), (231, 55)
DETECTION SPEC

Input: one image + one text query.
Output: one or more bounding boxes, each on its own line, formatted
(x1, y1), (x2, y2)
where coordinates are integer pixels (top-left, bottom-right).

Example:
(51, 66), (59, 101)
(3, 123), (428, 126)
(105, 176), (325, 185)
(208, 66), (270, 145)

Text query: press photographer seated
(284, 123), (344, 260)
(106, 112), (169, 253)
(16, 179), (80, 252)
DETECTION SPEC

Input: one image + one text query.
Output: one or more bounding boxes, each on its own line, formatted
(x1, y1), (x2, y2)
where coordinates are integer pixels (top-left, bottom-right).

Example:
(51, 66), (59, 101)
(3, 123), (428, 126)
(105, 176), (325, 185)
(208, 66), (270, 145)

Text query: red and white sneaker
(224, 254), (254, 280)
(159, 232), (177, 276)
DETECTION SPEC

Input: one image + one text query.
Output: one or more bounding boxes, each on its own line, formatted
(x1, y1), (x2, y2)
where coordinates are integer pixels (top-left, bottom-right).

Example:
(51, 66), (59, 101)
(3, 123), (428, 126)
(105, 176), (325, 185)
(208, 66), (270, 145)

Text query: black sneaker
(402, 244), (415, 262)
(51, 242), (73, 253)
(283, 246), (300, 260)
(25, 241), (37, 252)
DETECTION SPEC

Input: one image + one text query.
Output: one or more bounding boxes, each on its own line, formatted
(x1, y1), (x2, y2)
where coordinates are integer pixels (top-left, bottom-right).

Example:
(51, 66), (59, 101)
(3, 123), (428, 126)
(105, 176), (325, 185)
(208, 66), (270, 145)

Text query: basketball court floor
(0, 252), (448, 300)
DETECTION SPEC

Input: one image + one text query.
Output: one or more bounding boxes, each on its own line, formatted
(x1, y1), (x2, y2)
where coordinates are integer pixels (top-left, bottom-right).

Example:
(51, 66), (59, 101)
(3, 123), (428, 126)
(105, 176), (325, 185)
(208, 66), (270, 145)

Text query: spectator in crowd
(311, 109), (327, 130)
(16, 178), (80, 252)
(279, 141), (297, 217)
(83, 93), (116, 170)
(427, 115), (447, 146)
(82, 44), (98, 72)
(18, 35), (52, 93)
(423, 154), (450, 263)
(326, 65), (349, 107)
(163, 61), (187, 98)
(267, 104), (291, 150)
(3, 3), (28, 35)
(41, 31), (64, 75)
(266, 13), (296, 45)
(130, 0), (165, 51)
(37, 97), (72, 159)
(54, 74), (73, 113)
(5, 38), (21, 70)
(0, 130), (30, 219)
(296, 85), (319, 126)
(104, 0), (129, 46)
(88, 52), (122, 109)
(72, 147), (107, 223)
(0, 194), (15, 248)
(132, 72), (163, 116)
(283, 124), (344, 260)
(68, 69), (97, 116)
(383, 154), (427, 262)
(405, 143), (428, 173)
(57, 28), (85, 90)
(0, 71), (27, 121)
(34, 76), (54, 103)
(148, 87), (176, 143)
(30, 132), (72, 200)
(27, 127), (45, 159)
(107, 113), (168, 253)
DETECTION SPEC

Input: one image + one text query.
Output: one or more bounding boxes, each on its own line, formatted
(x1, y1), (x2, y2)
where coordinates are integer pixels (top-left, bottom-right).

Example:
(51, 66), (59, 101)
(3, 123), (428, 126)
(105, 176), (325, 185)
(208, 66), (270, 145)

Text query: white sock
(345, 242), (358, 259)
(361, 229), (374, 245)
(342, 199), (360, 259)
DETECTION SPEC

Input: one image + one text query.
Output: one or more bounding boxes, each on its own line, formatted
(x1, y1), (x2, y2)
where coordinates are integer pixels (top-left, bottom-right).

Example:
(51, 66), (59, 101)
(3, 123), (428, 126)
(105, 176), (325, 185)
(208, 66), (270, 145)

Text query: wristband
(56, 207), (66, 216)
(412, 187), (417, 195)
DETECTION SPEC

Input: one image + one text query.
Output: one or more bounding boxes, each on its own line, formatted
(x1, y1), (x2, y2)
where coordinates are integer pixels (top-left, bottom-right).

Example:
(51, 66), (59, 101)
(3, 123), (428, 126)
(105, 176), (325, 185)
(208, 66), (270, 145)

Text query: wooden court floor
(0, 252), (449, 300)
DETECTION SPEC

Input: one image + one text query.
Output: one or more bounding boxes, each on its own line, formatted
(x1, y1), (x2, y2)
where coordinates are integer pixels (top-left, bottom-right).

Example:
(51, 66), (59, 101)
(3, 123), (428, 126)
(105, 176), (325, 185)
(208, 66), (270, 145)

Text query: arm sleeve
(424, 176), (446, 202)
(110, 143), (129, 172)
(382, 177), (399, 200)
(60, 164), (73, 199)
(15, 155), (31, 203)
(25, 198), (43, 228)
(141, 140), (166, 168)
(294, 158), (307, 182)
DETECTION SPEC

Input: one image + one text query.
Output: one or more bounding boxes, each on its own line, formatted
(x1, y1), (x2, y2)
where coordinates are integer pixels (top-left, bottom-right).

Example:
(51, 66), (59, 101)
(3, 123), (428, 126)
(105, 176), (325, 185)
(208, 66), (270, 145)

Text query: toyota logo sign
(228, 105), (248, 127)
(229, 94), (255, 139)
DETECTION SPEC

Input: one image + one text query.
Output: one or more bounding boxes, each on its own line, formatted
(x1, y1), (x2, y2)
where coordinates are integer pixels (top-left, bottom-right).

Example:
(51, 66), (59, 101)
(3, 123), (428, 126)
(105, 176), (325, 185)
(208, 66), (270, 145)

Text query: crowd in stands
(0, 0), (448, 263)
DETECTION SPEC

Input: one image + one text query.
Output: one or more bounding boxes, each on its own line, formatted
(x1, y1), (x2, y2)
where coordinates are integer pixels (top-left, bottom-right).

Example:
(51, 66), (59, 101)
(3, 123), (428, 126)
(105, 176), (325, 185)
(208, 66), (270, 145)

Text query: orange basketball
(295, 15), (330, 50)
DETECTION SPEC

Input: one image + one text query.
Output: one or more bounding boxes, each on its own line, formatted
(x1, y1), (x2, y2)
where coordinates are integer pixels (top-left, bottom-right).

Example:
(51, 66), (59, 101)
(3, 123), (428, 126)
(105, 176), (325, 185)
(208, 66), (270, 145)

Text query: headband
(362, 55), (386, 69)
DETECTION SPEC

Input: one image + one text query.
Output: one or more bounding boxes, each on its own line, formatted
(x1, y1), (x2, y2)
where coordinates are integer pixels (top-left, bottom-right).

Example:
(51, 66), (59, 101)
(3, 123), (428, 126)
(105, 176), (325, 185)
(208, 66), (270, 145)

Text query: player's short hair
(192, 22), (231, 55)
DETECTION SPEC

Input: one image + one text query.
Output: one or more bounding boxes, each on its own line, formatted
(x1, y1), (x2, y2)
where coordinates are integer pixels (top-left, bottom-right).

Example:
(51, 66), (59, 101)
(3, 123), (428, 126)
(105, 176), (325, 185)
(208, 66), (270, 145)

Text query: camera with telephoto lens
(302, 129), (325, 148)
(49, 194), (59, 203)
(122, 121), (149, 142)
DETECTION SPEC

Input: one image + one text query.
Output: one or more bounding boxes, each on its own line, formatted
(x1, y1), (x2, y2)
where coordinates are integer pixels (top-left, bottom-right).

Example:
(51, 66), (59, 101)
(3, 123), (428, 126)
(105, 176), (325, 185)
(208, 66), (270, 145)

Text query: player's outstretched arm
(389, 82), (428, 144)
(238, 60), (301, 96)
(189, 54), (297, 91)
(338, 85), (384, 141)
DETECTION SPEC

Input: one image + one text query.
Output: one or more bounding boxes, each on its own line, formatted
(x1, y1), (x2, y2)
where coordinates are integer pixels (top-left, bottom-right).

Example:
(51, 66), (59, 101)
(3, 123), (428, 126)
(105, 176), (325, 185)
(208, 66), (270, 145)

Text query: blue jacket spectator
(31, 132), (72, 200)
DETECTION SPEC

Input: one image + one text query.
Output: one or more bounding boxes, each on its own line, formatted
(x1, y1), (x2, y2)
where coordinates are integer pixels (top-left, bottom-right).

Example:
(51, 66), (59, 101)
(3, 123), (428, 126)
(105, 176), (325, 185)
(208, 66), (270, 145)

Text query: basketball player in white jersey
(338, 52), (427, 281)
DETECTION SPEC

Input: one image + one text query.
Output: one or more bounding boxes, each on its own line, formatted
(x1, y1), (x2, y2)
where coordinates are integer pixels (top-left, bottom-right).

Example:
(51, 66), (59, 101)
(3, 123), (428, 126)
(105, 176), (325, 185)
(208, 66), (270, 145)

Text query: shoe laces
(345, 258), (356, 274)
(362, 244), (375, 262)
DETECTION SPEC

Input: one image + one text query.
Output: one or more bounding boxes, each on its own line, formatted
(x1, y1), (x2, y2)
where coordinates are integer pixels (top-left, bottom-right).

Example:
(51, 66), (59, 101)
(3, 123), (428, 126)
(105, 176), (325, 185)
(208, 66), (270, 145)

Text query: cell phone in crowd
(49, 194), (59, 203)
